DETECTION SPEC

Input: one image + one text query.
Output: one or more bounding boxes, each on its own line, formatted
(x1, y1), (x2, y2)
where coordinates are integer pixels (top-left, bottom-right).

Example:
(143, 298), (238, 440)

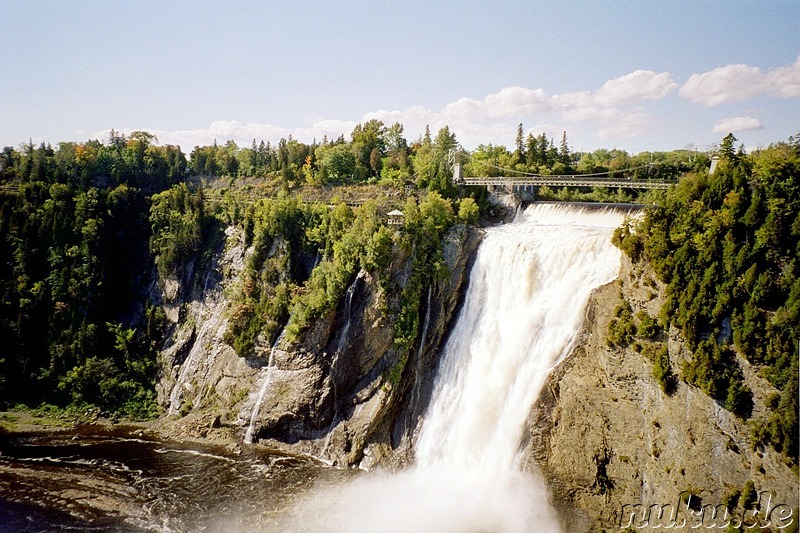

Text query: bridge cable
(478, 160), (664, 179)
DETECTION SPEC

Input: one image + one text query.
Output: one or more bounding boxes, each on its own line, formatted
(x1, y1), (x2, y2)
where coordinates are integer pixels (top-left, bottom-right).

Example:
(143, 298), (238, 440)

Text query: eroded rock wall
(154, 225), (258, 444)
(523, 255), (798, 530)
(155, 222), (483, 466)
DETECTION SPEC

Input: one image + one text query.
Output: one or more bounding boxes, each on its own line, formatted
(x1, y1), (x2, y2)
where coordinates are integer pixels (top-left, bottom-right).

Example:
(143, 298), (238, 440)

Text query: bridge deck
(462, 177), (673, 190)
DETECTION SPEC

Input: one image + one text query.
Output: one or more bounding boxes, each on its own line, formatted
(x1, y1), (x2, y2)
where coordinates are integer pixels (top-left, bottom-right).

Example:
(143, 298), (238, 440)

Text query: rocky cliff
(524, 254), (798, 530)
(153, 222), (482, 468)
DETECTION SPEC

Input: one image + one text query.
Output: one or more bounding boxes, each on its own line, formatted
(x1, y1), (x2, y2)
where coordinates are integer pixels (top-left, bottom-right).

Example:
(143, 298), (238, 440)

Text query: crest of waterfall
(281, 203), (625, 533)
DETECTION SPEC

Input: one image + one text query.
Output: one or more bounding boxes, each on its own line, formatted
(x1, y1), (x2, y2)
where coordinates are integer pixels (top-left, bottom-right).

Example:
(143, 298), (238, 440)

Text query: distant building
(387, 209), (404, 226)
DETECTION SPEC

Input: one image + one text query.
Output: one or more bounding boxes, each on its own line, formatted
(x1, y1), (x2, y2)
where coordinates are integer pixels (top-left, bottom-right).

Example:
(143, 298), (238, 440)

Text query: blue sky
(1, 1), (798, 153)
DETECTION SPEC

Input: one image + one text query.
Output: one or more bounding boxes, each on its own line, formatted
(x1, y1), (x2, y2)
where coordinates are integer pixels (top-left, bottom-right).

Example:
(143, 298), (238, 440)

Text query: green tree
(558, 131), (571, 166)
(719, 133), (737, 162)
(351, 119), (387, 180)
(514, 123), (525, 166)
(457, 197), (480, 224)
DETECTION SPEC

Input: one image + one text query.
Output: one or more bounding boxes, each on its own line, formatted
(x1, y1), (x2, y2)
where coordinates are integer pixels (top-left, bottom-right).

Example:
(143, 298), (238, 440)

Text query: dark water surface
(0, 427), (347, 532)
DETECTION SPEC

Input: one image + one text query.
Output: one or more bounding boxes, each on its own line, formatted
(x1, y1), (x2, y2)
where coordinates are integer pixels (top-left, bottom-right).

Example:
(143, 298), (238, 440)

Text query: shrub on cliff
(606, 299), (636, 347)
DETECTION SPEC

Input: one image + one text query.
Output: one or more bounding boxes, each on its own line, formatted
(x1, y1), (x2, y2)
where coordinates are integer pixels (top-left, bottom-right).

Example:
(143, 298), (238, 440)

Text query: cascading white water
(243, 326), (289, 444)
(319, 272), (363, 456)
(330, 270), (363, 398)
(244, 347), (278, 444)
(335, 271), (362, 357)
(282, 203), (625, 533)
(415, 203), (625, 473)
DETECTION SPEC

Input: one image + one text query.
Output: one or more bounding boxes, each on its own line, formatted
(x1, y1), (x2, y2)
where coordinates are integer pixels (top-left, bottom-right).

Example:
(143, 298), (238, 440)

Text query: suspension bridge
(452, 162), (675, 190)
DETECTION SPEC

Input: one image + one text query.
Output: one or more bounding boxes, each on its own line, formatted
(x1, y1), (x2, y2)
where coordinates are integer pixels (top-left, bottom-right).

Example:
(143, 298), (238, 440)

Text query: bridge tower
(453, 162), (464, 184)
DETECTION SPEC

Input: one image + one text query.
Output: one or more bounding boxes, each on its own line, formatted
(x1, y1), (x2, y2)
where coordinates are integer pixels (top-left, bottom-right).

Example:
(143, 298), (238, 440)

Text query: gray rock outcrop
(524, 255), (798, 530)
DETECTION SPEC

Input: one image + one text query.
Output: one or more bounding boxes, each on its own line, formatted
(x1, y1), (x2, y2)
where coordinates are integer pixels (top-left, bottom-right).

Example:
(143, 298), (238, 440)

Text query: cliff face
(523, 255), (797, 530)
(154, 223), (482, 467)
(154, 225), (259, 439)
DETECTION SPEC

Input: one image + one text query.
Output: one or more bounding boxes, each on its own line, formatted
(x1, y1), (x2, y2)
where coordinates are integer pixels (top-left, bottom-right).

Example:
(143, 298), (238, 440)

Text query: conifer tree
(514, 123), (525, 165)
(559, 131), (571, 166)
(525, 133), (537, 168)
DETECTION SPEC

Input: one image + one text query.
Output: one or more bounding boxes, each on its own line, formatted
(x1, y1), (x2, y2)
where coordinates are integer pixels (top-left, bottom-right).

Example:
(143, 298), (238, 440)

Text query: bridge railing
(460, 176), (674, 190)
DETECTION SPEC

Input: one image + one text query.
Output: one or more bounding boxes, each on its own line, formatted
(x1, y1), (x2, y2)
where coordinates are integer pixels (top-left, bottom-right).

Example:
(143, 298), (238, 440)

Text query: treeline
(0, 121), (464, 196)
(0, 131), (201, 418)
(178, 122), (706, 189)
(186, 121), (460, 194)
(614, 133), (799, 464)
(1, 122), (708, 199)
(464, 123), (711, 182)
(1, 131), (186, 191)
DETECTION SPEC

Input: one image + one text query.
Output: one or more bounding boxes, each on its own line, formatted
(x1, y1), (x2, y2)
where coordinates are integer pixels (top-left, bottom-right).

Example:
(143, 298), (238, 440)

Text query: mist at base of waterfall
(278, 466), (560, 533)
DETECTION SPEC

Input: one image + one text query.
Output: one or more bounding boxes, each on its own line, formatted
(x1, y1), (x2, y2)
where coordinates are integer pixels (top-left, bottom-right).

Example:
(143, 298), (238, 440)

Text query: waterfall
(320, 272), (363, 456)
(332, 270), (364, 387)
(243, 348), (277, 444)
(415, 203), (624, 473)
(283, 203), (625, 532)
(244, 328), (287, 444)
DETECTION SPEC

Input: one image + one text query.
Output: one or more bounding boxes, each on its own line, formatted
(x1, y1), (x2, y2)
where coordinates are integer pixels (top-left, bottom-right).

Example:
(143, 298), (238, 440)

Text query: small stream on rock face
(168, 291), (229, 416)
(0, 204), (625, 532)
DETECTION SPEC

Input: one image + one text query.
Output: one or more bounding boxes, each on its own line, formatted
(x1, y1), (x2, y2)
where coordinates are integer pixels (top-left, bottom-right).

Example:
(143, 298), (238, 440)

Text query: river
(0, 426), (348, 532)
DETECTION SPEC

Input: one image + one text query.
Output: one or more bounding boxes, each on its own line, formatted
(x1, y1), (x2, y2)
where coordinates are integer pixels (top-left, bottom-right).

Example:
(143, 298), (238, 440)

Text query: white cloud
(207, 120), (288, 143)
(527, 124), (562, 136)
(559, 102), (653, 141)
(442, 87), (552, 120)
(596, 123), (645, 141)
(363, 106), (440, 140)
(551, 90), (592, 109)
(295, 119), (359, 142)
(679, 64), (764, 106)
(679, 55), (800, 106)
(554, 70), (677, 109)
(712, 116), (764, 134)
(562, 106), (614, 123)
(766, 56), (800, 98)
(593, 70), (678, 106)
